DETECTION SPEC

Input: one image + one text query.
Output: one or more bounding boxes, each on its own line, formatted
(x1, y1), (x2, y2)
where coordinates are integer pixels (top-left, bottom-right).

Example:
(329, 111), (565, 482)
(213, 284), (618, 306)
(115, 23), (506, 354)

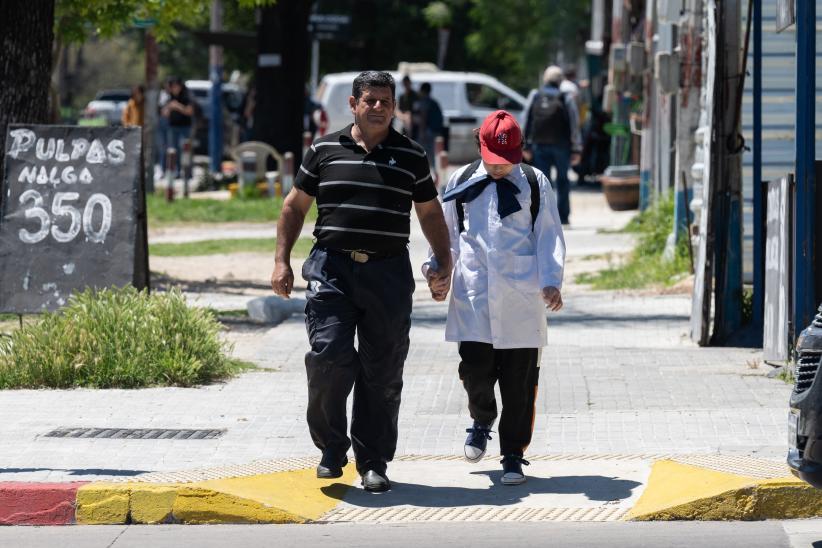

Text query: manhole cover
(43, 427), (225, 440)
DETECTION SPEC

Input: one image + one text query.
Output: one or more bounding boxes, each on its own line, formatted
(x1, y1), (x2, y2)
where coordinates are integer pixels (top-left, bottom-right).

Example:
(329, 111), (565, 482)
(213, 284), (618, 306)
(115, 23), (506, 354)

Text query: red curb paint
(0, 482), (89, 525)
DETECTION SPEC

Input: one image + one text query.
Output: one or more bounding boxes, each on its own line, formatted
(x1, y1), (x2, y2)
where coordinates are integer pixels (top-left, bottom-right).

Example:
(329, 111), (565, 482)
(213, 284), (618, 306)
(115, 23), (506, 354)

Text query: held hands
(542, 286), (563, 311)
(426, 261), (452, 302)
(271, 261), (294, 298)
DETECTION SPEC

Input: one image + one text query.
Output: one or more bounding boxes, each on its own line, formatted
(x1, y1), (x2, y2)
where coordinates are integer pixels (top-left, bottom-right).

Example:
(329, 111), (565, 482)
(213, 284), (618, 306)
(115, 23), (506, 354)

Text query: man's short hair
(543, 65), (564, 85)
(352, 71), (396, 101)
(420, 82), (432, 94)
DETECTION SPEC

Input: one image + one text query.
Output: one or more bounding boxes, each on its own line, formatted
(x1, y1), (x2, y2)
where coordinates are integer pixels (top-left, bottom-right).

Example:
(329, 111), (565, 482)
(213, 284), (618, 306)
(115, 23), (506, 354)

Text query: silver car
(82, 89), (131, 126)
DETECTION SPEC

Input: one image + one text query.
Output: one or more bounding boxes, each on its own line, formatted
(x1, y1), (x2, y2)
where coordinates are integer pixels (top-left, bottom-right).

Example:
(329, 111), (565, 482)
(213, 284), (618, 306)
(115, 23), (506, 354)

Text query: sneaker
(464, 421), (493, 462)
(361, 469), (391, 492)
(316, 454), (348, 479)
(500, 455), (530, 485)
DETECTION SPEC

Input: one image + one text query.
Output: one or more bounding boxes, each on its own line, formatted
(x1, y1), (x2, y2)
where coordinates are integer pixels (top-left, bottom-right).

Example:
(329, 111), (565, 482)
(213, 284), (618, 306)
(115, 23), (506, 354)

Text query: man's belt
(323, 247), (406, 263)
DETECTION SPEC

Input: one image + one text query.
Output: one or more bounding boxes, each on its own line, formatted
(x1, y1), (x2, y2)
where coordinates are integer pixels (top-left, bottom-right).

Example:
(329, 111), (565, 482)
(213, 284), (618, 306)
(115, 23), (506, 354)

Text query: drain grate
(43, 427), (225, 440)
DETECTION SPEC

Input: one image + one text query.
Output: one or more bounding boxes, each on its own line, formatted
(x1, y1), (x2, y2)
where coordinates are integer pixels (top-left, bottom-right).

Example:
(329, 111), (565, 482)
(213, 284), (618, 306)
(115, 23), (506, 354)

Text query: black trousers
(301, 246), (414, 474)
(458, 341), (540, 457)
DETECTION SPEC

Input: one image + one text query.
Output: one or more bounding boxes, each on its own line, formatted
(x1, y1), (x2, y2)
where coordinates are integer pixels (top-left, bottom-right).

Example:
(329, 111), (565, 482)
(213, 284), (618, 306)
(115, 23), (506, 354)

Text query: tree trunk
(254, 1), (312, 166)
(0, 0), (55, 181)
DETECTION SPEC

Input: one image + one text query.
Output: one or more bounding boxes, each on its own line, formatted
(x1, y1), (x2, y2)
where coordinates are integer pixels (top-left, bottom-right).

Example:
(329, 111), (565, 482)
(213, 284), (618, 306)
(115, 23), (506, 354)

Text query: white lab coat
(424, 163), (566, 348)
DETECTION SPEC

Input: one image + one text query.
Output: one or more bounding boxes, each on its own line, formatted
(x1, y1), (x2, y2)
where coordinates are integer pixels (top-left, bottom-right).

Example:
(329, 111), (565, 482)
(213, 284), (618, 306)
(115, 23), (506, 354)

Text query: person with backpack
(523, 65), (582, 225)
(413, 82), (444, 168)
(423, 110), (565, 485)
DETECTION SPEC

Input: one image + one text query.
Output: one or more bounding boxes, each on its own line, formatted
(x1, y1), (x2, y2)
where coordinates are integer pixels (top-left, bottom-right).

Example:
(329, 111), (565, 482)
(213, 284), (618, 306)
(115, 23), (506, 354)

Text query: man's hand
(426, 263), (452, 302)
(522, 149), (534, 163)
(271, 261), (294, 298)
(542, 286), (563, 311)
(570, 152), (582, 167)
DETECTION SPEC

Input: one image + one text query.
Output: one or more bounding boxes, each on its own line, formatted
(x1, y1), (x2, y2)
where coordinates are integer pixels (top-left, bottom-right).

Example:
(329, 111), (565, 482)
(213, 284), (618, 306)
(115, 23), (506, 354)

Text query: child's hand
(542, 286), (562, 311)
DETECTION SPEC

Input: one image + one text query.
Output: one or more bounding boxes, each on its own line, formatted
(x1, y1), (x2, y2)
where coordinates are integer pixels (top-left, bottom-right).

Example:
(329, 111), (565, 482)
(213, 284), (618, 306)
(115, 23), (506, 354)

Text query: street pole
(209, 0), (224, 174)
(144, 29), (158, 193)
(794, 0), (816, 341)
(310, 38), (319, 94)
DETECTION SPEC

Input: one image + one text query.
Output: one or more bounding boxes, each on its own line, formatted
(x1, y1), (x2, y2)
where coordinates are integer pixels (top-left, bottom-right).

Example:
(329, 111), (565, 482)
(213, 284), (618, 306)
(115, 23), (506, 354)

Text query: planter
(600, 174), (640, 211)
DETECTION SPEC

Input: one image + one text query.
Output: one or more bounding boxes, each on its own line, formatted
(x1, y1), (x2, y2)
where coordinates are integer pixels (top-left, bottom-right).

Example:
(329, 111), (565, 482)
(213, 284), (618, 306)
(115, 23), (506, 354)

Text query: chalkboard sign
(763, 175), (792, 364)
(0, 125), (148, 313)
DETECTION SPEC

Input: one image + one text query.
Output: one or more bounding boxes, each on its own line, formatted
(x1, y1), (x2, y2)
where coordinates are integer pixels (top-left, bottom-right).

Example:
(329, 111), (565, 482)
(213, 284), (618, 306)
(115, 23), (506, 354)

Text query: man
(523, 65), (582, 225)
(396, 75), (418, 138)
(271, 71), (452, 493)
(413, 82), (444, 169)
(424, 110), (565, 485)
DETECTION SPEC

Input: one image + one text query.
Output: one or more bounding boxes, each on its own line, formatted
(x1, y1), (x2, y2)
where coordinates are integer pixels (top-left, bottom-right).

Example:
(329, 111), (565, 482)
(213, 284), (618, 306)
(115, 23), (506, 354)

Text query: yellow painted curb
(627, 460), (822, 521)
(75, 464), (357, 525)
(76, 484), (130, 525)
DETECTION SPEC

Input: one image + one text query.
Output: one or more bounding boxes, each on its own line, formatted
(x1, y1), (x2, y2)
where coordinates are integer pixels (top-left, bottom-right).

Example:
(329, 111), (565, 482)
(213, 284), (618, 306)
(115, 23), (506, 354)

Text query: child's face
(483, 162), (514, 180)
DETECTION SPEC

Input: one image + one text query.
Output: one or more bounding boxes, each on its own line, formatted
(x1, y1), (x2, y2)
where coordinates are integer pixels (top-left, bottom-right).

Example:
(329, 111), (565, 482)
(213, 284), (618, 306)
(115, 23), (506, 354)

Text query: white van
(315, 71), (528, 163)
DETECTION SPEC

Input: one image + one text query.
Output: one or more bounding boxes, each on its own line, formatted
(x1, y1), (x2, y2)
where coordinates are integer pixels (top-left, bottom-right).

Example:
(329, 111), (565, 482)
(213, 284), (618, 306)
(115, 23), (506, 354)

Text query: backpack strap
(521, 164), (540, 231)
(455, 159), (482, 233)
(455, 160), (540, 233)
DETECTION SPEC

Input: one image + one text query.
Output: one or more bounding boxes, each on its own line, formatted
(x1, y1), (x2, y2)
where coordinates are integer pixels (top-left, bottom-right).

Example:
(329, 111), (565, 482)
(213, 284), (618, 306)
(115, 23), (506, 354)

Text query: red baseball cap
(479, 110), (523, 164)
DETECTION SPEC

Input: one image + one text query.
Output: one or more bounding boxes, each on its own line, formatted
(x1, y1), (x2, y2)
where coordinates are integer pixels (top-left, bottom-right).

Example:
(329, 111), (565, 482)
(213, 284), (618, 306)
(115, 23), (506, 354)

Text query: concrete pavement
(0, 187), (806, 526)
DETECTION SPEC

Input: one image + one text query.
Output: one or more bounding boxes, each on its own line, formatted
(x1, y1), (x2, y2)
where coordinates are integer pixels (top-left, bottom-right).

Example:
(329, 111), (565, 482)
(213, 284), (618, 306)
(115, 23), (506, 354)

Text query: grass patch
(146, 194), (318, 225)
(150, 236), (313, 257)
(0, 286), (244, 389)
(577, 193), (691, 290)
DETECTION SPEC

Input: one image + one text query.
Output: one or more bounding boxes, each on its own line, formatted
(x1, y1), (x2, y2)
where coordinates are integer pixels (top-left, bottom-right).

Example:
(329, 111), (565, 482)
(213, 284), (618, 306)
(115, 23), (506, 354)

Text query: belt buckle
(350, 250), (369, 263)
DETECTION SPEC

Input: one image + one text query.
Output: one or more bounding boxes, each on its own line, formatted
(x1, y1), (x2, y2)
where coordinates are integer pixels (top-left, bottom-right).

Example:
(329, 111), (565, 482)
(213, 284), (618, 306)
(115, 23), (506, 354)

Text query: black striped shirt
(294, 124), (438, 254)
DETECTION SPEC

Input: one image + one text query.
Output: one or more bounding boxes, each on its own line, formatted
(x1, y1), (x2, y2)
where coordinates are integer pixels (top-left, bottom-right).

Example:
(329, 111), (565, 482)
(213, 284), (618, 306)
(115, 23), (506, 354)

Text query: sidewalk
(0, 186), (809, 525)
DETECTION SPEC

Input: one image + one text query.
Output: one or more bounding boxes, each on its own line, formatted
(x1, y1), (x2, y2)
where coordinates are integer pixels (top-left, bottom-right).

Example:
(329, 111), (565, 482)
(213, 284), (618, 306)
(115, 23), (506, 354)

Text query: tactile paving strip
(321, 505), (629, 523)
(119, 453), (786, 484)
(670, 454), (789, 479)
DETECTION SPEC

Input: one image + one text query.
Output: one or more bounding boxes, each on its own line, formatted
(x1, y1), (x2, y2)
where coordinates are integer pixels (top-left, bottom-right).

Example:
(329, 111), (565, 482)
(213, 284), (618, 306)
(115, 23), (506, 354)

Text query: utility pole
(711, 0), (743, 343)
(794, 0), (817, 337)
(209, 0), (224, 174)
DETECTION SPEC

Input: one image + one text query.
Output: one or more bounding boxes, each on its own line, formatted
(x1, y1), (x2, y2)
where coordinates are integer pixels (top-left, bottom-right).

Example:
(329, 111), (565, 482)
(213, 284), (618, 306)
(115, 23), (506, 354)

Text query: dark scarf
(442, 173), (522, 219)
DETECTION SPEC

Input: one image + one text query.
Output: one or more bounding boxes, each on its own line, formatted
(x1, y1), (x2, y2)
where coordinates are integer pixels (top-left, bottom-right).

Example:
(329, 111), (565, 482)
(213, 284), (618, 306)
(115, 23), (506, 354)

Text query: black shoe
(500, 455), (530, 485)
(316, 454), (348, 479)
(361, 469), (391, 492)
(464, 421), (493, 462)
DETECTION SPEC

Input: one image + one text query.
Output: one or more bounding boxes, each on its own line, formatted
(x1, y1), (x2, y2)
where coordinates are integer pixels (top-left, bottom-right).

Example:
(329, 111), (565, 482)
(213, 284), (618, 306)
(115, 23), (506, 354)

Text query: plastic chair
(230, 141), (284, 188)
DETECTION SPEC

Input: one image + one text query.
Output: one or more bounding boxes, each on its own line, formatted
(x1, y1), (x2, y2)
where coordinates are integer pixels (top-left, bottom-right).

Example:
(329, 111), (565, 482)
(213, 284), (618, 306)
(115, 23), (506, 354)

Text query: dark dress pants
(301, 247), (414, 474)
(458, 341), (540, 457)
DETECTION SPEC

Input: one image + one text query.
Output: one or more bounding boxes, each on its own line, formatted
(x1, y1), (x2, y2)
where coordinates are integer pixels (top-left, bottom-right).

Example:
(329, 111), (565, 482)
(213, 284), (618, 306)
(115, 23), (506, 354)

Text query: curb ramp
(76, 465), (358, 524)
(627, 459), (822, 521)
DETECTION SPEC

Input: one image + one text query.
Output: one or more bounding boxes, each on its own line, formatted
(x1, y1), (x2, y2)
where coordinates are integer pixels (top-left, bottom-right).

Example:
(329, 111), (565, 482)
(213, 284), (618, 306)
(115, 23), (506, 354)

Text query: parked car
(315, 71), (528, 163)
(788, 303), (822, 488)
(185, 80), (245, 155)
(82, 89), (131, 126)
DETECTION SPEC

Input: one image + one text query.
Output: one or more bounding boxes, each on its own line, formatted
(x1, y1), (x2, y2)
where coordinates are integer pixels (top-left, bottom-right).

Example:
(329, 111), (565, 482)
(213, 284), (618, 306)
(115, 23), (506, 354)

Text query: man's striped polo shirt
(294, 123), (438, 254)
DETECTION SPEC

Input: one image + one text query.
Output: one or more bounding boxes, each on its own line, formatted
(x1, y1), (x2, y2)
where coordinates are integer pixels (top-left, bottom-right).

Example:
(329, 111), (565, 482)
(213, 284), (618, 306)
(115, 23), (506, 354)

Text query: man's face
(350, 86), (394, 133)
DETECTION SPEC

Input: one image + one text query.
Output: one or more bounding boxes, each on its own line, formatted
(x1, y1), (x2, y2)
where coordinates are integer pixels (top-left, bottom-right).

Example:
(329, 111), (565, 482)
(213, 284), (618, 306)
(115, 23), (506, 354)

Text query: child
(424, 110), (565, 485)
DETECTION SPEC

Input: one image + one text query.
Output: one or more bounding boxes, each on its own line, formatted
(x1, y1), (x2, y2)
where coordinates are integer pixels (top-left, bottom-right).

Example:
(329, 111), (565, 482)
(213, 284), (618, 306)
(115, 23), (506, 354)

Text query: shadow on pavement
(0, 467), (149, 477)
(321, 473), (640, 508)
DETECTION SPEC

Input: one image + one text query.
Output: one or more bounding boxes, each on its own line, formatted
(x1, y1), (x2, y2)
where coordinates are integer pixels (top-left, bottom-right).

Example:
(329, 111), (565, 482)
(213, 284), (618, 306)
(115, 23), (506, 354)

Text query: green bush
(577, 192), (692, 290)
(0, 287), (243, 389)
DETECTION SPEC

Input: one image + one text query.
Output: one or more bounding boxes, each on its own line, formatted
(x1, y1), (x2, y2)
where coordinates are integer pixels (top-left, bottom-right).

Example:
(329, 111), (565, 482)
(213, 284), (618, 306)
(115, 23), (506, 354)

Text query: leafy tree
(0, 0), (273, 175)
(466, 0), (591, 90)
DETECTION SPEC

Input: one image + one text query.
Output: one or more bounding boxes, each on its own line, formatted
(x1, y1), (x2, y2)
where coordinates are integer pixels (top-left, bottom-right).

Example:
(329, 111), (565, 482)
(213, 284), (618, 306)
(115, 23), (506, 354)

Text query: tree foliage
(466, 0), (591, 90)
(55, 0), (272, 43)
